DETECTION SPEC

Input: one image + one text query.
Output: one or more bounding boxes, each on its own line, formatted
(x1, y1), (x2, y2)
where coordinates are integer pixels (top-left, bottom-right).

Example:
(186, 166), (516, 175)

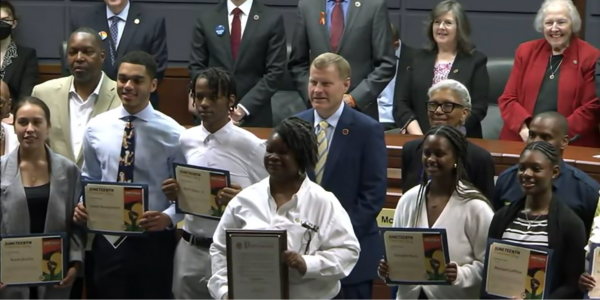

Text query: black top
(401, 139), (495, 200)
(532, 54), (562, 116)
(487, 194), (586, 299)
(25, 183), (50, 234)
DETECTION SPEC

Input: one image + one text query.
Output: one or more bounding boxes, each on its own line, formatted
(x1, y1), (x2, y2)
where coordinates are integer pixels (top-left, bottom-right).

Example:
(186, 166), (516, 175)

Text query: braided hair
(272, 117), (318, 174)
(413, 125), (490, 226)
(191, 68), (237, 109)
(521, 141), (560, 165)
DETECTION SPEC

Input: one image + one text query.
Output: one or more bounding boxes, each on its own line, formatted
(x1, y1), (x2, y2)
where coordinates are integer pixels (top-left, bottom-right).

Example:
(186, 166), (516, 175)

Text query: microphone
(301, 221), (319, 232)
(569, 134), (581, 143)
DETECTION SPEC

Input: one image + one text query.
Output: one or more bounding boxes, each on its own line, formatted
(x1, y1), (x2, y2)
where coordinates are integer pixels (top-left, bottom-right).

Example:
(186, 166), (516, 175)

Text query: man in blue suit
(296, 52), (388, 299)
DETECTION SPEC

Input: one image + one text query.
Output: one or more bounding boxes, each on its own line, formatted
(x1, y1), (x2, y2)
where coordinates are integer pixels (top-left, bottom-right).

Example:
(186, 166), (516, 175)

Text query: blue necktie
(109, 16), (120, 66)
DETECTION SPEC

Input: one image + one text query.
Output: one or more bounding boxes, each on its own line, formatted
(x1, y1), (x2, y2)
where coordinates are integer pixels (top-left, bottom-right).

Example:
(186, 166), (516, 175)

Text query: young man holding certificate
(378, 125), (494, 299)
(161, 68), (269, 299)
(73, 51), (185, 299)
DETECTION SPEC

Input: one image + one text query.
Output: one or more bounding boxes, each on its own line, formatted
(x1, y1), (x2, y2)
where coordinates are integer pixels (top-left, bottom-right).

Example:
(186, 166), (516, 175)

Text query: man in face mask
(0, 1), (38, 105)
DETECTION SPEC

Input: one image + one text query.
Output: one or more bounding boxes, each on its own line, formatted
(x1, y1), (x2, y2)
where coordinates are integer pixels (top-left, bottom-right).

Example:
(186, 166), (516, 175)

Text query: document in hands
(380, 228), (451, 285)
(173, 163), (231, 219)
(0, 234), (66, 286)
(586, 243), (600, 299)
(482, 239), (552, 299)
(82, 181), (149, 235)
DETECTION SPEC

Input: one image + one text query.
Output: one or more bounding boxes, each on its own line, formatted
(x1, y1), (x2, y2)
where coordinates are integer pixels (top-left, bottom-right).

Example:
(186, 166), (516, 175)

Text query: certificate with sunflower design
(380, 228), (451, 285)
(482, 239), (553, 299)
(0, 234), (66, 286)
(82, 181), (149, 236)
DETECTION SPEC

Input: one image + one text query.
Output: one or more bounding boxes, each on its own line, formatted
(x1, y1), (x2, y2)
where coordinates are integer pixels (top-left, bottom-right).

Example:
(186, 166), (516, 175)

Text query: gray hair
(534, 0), (581, 33)
(427, 79), (471, 110)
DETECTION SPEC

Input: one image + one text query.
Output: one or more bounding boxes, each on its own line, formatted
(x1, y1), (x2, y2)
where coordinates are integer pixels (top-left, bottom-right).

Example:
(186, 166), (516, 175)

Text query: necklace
(548, 55), (563, 80)
(524, 210), (543, 229)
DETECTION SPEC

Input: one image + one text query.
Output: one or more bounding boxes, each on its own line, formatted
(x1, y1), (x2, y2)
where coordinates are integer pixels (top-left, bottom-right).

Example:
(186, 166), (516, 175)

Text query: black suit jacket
(3, 44), (38, 104)
(188, 1), (286, 128)
(392, 42), (414, 113)
(401, 139), (495, 200)
(69, 3), (168, 105)
(394, 49), (489, 138)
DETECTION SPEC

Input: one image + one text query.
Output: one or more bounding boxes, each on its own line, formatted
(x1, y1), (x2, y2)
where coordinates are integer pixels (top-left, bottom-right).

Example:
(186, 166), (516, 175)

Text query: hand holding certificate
(82, 181), (149, 236)
(583, 243), (600, 299)
(0, 234), (66, 286)
(379, 228), (451, 285)
(482, 239), (553, 299)
(172, 163), (231, 219)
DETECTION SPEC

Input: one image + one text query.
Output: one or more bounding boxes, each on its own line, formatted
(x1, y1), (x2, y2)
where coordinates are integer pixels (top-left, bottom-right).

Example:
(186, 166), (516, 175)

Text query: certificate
(0, 234), (66, 286)
(586, 243), (600, 299)
(173, 163), (231, 219)
(380, 228), (451, 285)
(82, 181), (149, 236)
(482, 239), (553, 299)
(226, 230), (289, 299)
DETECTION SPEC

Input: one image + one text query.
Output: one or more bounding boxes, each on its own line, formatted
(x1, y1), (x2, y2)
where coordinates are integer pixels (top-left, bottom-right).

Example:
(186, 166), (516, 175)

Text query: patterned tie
(330, 0), (344, 52)
(108, 16), (120, 66)
(315, 121), (329, 185)
(230, 8), (242, 60)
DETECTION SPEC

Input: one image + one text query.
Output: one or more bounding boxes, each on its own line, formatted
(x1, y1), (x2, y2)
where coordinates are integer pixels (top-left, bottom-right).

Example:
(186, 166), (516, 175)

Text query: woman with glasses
(208, 117), (360, 299)
(498, 0), (600, 148)
(378, 125), (494, 299)
(393, 0), (489, 138)
(0, 1), (38, 105)
(0, 80), (17, 155)
(401, 79), (495, 199)
(0, 97), (84, 299)
(486, 141), (585, 298)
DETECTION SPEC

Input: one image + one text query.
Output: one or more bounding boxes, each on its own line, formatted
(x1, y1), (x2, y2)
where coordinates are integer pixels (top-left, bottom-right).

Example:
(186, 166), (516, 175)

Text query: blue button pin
(215, 25), (225, 37)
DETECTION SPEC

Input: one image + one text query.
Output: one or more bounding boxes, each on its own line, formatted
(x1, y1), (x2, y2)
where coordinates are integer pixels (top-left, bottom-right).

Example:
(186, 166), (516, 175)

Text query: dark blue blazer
(296, 105), (387, 284)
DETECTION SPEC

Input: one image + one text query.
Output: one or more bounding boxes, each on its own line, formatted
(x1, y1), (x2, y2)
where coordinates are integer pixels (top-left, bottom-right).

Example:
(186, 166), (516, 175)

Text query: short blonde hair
(311, 53), (351, 79)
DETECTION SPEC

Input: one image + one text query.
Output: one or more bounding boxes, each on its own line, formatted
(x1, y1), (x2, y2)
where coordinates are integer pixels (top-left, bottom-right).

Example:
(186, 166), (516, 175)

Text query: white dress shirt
(208, 176), (360, 300)
(392, 182), (494, 299)
(226, 0), (253, 116)
(69, 73), (104, 158)
(1, 122), (18, 154)
(106, 1), (130, 48)
(176, 121), (269, 237)
(313, 102), (345, 147)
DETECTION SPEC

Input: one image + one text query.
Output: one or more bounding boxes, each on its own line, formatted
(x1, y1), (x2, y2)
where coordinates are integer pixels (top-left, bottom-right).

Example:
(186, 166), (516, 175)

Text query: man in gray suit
(288, 0), (396, 121)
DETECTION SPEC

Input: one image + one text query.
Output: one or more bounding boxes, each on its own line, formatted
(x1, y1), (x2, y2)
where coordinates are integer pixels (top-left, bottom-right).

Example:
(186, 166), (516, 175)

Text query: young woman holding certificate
(487, 141), (586, 299)
(378, 125), (494, 299)
(207, 117), (360, 300)
(0, 97), (83, 299)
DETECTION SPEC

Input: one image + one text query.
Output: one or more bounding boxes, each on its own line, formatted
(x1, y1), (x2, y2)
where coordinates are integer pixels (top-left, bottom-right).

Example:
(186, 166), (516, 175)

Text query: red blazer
(498, 37), (600, 147)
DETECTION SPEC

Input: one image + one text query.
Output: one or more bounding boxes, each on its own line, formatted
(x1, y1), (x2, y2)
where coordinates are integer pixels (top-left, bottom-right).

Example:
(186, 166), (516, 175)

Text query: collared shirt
(208, 176), (360, 300)
(493, 160), (600, 236)
(81, 104), (186, 224)
(313, 102), (344, 147)
(106, 0), (130, 48)
(326, 0), (349, 31)
(378, 46), (401, 123)
(226, 0), (254, 117)
(177, 121), (269, 237)
(1, 122), (18, 154)
(393, 181), (493, 299)
(69, 73), (104, 158)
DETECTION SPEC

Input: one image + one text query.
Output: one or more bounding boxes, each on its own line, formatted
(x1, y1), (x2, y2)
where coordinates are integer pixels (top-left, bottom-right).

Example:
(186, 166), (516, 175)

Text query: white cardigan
(392, 182), (494, 299)
(1, 122), (18, 155)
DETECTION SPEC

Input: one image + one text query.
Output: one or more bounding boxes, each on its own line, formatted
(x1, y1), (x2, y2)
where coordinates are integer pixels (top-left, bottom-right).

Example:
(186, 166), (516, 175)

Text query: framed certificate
(482, 239), (554, 299)
(82, 181), (149, 236)
(585, 243), (600, 299)
(225, 229), (289, 299)
(0, 233), (67, 286)
(172, 163), (231, 219)
(380, 228), (451, 285)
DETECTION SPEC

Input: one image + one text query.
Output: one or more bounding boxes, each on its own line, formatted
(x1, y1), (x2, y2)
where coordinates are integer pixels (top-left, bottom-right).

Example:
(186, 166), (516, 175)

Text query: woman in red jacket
(498, 0), (600, 148)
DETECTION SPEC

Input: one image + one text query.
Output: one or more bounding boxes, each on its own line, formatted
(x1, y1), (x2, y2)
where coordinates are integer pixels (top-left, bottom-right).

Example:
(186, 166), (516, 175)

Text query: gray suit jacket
(0, 147), (84, 299)
(31, 73), (120, 167)
(288, 0), (396, 120)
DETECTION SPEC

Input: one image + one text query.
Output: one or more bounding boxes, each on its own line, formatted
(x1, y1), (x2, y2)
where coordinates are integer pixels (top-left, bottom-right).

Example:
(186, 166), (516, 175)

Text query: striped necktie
(315, 120), (329, 184)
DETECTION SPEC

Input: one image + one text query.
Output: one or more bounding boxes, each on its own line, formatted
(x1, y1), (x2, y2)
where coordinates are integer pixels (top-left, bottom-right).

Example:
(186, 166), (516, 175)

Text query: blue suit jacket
(296, 106), (387, 284)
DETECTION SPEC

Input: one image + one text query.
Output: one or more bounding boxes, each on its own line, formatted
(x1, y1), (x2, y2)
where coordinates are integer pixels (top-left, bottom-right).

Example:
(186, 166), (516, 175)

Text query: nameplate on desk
(377, 208), (395, 227)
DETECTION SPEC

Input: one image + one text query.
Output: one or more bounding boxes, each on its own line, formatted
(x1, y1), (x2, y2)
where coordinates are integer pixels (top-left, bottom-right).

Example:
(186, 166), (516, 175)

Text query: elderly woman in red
(498, 0), (600, 148)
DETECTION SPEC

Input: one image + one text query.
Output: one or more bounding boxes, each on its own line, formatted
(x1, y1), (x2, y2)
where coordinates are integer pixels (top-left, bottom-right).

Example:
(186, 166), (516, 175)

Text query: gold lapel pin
(254, 15), (259, 20)
(342, 129), (349, 135)
(355, 1), (361, 7)
(453, 69), (459, 73)
(134, 18), (140, 24)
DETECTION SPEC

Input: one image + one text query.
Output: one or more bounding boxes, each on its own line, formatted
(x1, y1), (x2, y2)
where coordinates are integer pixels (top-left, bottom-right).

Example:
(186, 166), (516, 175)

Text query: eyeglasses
(427, 101), (464, 113)
(299, 228), (314, 255)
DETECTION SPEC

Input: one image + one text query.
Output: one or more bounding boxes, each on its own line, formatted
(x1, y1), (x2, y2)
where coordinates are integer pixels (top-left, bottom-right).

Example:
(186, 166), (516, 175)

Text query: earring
(229, 106), (235, 112)
(454, 163), (457, 168)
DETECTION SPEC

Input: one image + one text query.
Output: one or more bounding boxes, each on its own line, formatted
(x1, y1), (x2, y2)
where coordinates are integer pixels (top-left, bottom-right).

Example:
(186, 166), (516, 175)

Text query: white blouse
(1, 122), (18, 155)
(392, 181), (494, 299)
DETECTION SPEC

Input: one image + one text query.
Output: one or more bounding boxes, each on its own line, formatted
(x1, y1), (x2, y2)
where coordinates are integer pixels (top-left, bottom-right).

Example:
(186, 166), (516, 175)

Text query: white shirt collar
(117, 102), (153, 122)
(314, 102), (345, 129)
(199, 120), (234, 144)
(106, 1), (130, 21)
(227, 0), (253, 16)
(266, 175), (314, 209)
(69, 72), (105, 99)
